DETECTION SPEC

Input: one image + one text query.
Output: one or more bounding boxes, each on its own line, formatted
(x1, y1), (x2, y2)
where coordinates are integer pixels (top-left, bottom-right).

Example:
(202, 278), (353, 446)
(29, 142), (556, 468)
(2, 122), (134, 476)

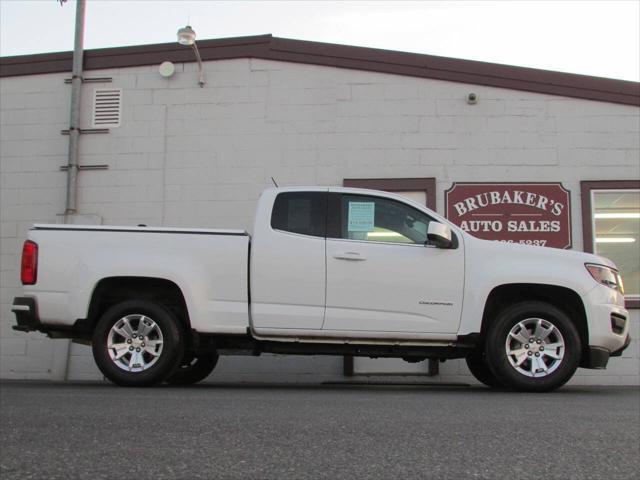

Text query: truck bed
(25, 224), (251, 334)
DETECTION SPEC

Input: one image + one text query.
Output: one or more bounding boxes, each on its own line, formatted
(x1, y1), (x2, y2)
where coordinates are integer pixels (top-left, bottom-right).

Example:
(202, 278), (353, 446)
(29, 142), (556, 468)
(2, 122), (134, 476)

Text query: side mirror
(427, 222), (453, 249)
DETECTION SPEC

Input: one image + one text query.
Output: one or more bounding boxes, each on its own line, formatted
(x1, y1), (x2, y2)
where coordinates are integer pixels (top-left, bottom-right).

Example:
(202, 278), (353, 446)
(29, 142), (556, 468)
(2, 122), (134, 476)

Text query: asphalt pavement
(0, 381), (638, 480)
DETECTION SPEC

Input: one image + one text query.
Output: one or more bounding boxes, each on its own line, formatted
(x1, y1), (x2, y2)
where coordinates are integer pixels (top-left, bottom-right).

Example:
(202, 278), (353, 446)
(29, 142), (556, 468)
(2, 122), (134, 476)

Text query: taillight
(21, 240), (38, 285)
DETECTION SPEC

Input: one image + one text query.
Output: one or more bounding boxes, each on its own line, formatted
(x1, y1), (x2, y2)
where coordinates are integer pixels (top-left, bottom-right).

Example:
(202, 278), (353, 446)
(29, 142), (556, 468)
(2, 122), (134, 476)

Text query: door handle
(333, 252), (367, 261)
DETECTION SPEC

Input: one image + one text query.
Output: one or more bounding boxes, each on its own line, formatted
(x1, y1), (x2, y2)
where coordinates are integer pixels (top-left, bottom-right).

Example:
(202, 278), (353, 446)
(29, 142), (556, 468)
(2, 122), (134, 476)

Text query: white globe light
(177, 26), (196, 46)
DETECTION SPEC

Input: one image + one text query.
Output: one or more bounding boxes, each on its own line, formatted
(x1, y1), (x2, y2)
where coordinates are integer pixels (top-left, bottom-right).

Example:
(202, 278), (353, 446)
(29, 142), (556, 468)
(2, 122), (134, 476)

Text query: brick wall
(1, 58), (638, 384)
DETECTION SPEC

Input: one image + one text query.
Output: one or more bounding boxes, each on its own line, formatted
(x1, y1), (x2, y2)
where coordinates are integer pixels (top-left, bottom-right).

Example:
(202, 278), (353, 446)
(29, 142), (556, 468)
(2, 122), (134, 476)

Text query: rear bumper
(11, 297), (40, 332)
(12, 297), (90, 339)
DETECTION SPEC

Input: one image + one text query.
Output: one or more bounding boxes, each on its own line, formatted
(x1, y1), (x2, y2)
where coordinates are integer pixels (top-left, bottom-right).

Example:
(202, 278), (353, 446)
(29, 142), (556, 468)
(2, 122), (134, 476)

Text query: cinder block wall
(1, 59), (638, 384)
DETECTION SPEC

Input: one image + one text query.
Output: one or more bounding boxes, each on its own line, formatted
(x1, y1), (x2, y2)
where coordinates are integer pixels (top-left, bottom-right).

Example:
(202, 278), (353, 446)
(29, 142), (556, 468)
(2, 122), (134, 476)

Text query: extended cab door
(323, 191), (464, 334)
(250, 189), (328, 331)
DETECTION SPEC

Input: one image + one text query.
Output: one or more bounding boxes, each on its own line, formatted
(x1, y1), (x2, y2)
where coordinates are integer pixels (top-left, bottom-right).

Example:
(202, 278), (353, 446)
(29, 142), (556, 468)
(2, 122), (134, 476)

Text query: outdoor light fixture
(594, 212), (640, 219)
(595, 237), (636, 243)
(177, 25), (205, 87)
(177, 25), (196, 46)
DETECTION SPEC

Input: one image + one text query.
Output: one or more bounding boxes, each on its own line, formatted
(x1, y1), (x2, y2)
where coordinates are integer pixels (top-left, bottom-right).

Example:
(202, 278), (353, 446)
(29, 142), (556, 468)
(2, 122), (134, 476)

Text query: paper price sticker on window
(348, 202), (375, 232)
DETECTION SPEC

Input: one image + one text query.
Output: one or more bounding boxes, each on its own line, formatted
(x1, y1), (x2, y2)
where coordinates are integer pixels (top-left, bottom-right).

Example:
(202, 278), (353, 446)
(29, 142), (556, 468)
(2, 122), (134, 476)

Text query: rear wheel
(465, 350), (503, 388)
(485, 301), (581, 392)
(92, 300), (184, 387)
(165, 353), (218, 385)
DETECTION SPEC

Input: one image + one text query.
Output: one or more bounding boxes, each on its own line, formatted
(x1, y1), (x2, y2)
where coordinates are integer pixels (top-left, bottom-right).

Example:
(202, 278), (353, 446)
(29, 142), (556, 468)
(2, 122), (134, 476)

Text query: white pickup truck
(13, 187), (630, 391)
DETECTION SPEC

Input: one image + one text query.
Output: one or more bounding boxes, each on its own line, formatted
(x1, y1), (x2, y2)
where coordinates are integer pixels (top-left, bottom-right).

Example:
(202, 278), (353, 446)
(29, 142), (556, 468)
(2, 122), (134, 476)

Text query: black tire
(92, 300), (184, 387)
(485, 301), (581, 392)
(165, 353), (219, 385)
(465, 350), (503, 388)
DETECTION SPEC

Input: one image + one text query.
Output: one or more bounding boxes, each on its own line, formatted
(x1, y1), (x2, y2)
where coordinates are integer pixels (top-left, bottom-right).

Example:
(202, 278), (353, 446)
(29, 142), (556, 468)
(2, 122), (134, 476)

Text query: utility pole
(64, 0), (86, 220)
(52, 0), (87, 383)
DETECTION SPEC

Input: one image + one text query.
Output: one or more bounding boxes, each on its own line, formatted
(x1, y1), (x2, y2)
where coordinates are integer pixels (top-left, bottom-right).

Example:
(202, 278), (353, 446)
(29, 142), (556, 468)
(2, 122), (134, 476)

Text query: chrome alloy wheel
(505, 318), (565, 378)
(107, 314), (164, 372)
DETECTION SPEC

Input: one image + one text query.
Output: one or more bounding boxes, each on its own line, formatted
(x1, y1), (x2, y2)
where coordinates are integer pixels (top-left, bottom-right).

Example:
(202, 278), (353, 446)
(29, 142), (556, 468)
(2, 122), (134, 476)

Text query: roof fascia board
(1, 34), (638, 106)
(267, 38), (640, 105)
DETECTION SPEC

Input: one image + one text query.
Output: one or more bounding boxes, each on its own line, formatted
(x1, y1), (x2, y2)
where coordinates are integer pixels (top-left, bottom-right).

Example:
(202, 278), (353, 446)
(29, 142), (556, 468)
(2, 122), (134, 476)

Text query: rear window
(271, 192), (327, 237)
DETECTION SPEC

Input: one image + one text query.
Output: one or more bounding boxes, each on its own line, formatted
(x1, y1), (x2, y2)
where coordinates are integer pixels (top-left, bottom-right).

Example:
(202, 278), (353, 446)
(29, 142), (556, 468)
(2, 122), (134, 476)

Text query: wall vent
(92, 88), (122, 128)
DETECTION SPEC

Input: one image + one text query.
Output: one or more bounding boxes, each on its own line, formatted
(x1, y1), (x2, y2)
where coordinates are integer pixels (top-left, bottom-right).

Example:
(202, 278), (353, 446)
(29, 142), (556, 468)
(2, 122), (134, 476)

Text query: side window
(338, 194), (432, 244)
(271, 192), (327, 237)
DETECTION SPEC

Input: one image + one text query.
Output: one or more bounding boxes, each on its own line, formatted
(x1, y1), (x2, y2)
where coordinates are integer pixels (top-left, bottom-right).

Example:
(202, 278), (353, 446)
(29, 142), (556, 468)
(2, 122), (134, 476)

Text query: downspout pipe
(64, 0), (86, 218)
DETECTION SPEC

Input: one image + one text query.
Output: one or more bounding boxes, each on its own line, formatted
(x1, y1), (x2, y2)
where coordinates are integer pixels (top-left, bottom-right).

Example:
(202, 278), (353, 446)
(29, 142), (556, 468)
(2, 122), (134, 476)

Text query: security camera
(466, 92), (478, 104)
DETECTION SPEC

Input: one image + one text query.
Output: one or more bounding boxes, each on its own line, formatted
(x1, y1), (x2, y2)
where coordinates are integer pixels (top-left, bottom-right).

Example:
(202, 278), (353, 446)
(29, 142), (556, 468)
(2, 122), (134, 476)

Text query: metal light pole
(53, 0), (87, 383)
(64, 0), (86, 219)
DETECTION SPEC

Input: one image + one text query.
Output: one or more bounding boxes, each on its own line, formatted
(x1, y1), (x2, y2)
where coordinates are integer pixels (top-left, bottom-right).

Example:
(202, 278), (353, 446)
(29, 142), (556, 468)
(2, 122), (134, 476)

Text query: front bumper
(611, 334), (632, 357)
(580, 284), (631, 369)
(583, 334), (631, 369)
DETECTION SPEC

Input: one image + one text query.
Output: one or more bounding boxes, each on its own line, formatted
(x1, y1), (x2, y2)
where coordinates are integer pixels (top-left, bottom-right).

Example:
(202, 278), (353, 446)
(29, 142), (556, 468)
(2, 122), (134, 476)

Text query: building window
(343, 178), (436, 209)
(581, 181), (640, 308)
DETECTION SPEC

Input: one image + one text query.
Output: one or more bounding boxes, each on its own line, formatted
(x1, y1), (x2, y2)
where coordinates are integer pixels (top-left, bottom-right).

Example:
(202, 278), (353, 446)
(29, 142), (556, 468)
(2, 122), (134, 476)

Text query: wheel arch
(480, 283), (589, 363)
(86, 276), (191, 334)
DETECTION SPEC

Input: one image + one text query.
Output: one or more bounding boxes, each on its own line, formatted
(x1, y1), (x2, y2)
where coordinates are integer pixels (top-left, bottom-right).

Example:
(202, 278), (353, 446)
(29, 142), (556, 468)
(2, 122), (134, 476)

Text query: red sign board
(445, 183), (572, 249)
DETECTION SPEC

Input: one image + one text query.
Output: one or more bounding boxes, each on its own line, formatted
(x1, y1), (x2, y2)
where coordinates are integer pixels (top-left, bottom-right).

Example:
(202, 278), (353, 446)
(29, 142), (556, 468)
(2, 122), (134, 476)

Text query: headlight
(585, 263), (624, 295)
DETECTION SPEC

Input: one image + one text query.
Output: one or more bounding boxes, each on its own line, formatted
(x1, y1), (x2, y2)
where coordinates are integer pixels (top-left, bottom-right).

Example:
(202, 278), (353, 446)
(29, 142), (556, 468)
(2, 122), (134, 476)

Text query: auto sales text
(459, 220), (561, 233)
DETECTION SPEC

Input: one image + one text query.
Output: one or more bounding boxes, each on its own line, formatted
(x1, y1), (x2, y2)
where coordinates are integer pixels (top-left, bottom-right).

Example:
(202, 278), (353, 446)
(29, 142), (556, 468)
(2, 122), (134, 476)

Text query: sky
(0, 0), (639, 82)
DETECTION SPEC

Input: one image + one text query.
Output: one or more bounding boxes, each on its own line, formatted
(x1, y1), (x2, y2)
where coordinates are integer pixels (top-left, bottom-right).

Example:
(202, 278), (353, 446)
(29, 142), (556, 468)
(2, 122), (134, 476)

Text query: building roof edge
(1, 34), (638, 106)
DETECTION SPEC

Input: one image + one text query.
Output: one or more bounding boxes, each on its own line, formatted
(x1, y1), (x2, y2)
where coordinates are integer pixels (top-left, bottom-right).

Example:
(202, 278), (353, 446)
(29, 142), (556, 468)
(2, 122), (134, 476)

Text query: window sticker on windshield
(348, 202), (375, 232)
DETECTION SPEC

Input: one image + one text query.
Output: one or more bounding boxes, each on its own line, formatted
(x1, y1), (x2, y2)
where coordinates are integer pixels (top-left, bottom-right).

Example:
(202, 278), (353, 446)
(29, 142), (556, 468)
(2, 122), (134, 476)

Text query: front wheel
(485, 301), (581, 392)
(92, 300), (184, 387)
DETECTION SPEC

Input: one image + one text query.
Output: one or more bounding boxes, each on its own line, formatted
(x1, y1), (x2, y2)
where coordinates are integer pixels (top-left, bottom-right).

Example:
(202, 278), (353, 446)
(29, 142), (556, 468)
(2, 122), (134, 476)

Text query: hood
(462, 231), (618, 270)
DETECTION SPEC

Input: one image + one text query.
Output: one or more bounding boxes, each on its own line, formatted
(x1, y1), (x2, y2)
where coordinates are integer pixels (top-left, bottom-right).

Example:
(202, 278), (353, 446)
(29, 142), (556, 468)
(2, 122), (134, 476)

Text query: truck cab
(251, 187), (464, 337)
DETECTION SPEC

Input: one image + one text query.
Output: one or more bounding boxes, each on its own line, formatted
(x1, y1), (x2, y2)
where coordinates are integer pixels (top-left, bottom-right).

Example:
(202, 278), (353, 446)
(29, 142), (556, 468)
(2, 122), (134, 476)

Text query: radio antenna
(270, 177), (279, 187)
